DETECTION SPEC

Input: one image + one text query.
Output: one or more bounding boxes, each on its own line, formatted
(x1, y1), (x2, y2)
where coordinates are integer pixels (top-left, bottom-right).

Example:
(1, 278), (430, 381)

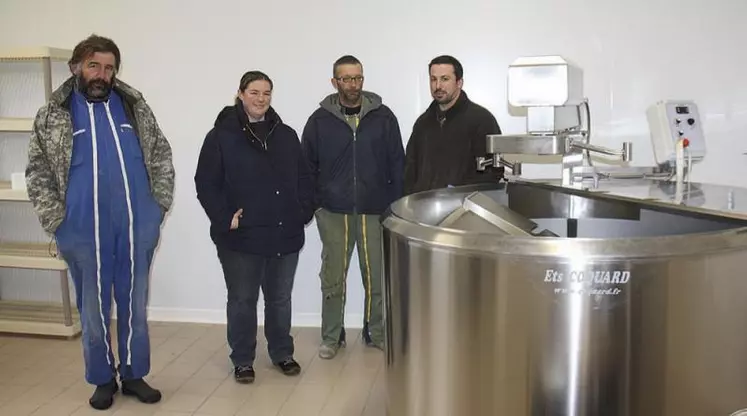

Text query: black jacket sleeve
(300, 116), (320, 210)
(467, 111), (502, 184)
(403, 119), (421, 195)
(386, 110), (406, 201)
(194, 130), (233, 231)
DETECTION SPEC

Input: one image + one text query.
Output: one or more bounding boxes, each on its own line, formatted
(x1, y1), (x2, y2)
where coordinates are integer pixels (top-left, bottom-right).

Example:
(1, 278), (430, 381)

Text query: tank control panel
(647, 100), (706, 165)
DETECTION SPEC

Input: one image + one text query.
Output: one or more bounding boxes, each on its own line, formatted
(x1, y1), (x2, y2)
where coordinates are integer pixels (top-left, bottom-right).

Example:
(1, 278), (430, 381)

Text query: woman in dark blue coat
(194, 71), (314, 384)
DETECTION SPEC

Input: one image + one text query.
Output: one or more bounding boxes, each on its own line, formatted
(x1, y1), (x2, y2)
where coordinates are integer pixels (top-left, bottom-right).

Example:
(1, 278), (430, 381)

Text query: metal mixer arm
(477, 156), (522, 175)
(570, 140), (633, 162)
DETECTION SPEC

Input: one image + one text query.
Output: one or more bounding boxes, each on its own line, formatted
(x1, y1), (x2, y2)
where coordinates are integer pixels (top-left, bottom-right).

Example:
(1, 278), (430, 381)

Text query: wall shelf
(0, 242), (67, 271)
(0, 46), (80, 338)
(0, 300), (80, 338)
(0, 243), (77, 338)
(0, 46), (72, 62)
(0, 117), (33, 132)
(0, 181), (29, 202)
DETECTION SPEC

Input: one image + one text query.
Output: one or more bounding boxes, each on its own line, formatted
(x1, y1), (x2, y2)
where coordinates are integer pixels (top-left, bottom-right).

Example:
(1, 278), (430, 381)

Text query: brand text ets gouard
(544, 269), (631, 284)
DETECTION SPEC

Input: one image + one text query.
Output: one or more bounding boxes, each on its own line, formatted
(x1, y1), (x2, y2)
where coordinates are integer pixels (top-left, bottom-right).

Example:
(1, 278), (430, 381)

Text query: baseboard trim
(145, 307), (365, 329)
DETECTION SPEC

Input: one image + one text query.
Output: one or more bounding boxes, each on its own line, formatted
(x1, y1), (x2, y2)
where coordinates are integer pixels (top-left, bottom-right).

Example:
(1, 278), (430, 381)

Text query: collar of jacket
(428, 89), (471, 120)
(234, 102), (282, 129)
(52, 75), (144, 110)
(319, 90), (383, 124)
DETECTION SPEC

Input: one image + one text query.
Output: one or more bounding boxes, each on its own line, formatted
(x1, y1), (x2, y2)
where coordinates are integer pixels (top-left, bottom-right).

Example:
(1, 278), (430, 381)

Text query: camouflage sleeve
(144, 104), (175, 215)
(24, 107), (64, 234)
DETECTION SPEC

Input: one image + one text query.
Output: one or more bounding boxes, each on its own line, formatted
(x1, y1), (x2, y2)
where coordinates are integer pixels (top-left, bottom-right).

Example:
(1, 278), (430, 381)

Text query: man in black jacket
(404, 55), (502, 194)
(302, 55), (405, 359)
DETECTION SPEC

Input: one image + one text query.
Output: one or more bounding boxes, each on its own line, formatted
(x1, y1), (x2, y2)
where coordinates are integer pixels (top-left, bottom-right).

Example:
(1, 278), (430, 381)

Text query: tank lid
(383, 182), (747, 259)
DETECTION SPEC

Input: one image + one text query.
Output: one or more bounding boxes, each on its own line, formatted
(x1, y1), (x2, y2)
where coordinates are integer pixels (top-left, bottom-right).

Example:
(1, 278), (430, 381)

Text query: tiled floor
(0, 322), (386, 415)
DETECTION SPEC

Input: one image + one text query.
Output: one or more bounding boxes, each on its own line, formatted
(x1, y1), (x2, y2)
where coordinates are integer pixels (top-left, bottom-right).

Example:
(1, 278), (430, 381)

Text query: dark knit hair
(429, 55), (463, 80)
(238, 70), (274, 92)
(235, 70), (273, 104)
(333, 55), (362, 77)
(68, 34), (121, 73)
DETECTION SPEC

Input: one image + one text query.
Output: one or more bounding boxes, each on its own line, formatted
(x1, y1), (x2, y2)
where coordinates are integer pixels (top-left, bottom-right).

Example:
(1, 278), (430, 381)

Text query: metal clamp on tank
(477, 56), (639, 187)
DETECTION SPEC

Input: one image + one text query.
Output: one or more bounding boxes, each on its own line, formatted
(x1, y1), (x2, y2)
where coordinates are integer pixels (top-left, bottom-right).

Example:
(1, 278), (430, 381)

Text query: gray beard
(339, 91), (361, 107)
(75, 74), (113, 102)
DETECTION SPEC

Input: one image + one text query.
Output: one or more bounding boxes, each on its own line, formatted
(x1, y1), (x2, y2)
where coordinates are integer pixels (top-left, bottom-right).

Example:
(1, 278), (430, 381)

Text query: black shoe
(89, 379), (118, 410)
(362, 322), (374, 346)
(234, 365), (255, 384)
(275, 358), (301, 376)
(122, 378), (161, 404)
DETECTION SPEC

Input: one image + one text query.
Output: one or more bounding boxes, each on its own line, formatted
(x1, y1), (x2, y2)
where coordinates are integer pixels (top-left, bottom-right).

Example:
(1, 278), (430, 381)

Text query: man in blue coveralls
(25, 34), (175, 410)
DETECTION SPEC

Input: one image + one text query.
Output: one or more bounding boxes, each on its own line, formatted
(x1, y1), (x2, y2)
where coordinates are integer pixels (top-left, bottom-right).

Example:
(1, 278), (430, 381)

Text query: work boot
(275, 358), (301, 376)
(89, 379), (118, 410)
(234, 365), (255, 384)
(363, 322), (384, 350)
(122, 378), (161, 404)
(362, 322), (374, 346)
(319, 328), (347, 359)
(319, 343), (340, 359)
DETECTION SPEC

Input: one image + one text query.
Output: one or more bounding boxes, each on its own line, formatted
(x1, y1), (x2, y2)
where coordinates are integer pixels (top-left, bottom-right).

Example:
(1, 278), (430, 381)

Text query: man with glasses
(301, 55), (405, 359)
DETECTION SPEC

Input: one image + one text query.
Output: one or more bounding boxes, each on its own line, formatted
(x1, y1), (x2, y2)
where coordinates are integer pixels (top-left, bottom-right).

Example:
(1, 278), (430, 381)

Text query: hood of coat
(319, 90), (382, 122)
(213, 102), (283, 129)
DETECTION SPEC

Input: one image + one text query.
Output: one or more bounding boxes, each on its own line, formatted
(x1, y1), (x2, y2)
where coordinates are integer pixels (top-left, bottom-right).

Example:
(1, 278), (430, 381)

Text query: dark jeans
(217, 247), (299, 367)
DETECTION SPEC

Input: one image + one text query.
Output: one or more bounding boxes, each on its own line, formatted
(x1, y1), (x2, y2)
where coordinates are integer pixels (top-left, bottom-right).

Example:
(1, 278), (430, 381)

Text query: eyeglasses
(336, 76), (364, 84)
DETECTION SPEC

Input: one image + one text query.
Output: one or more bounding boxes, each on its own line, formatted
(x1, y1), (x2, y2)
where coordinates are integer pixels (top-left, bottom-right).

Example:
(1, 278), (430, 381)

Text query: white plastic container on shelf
(10, 172), (25, 190)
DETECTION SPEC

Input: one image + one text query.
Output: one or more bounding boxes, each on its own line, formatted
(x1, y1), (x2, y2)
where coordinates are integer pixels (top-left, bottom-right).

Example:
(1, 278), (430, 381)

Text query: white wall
(1, 0), (746, 327)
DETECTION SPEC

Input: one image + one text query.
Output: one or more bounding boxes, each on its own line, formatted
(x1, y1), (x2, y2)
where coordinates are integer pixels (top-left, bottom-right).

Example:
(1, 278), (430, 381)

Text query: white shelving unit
(0, 117), (34, 132)
(0, 47), (81, 338)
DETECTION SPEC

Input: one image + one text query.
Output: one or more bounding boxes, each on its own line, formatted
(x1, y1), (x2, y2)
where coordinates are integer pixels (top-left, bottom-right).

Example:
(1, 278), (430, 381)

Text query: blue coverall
(55, 90), (163, 385)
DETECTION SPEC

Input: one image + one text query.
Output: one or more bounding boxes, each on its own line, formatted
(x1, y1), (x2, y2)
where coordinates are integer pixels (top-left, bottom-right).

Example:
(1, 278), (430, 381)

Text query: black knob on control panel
(687, 118), (695, 126)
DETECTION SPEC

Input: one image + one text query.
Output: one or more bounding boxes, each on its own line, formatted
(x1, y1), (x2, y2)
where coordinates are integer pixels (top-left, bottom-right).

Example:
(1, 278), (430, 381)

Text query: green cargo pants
(315, 208), (383, 347)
